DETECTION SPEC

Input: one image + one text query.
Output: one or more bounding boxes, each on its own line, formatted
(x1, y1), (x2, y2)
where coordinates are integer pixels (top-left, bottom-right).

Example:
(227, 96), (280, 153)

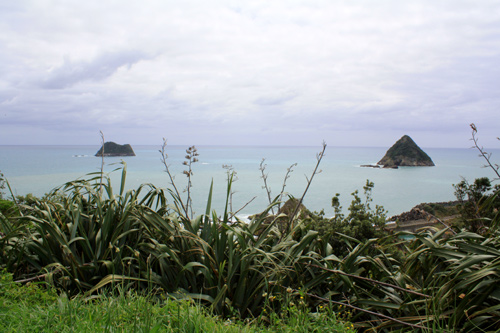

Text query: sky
(1, 0), (499, 148)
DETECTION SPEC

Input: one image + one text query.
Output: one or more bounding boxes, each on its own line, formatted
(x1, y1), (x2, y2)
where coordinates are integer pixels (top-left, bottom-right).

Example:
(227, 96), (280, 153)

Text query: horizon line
(0, 143), (492, 150)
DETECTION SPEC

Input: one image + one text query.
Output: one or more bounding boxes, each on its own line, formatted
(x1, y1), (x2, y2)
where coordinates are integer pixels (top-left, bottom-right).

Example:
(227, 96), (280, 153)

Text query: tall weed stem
(285, 141), (327, 234)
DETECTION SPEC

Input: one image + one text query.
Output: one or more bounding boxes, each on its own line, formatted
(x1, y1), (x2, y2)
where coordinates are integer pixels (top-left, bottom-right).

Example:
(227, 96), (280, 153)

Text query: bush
(454, 177), (500, 233)
(0, 200), (16, 216)
(308, 180), (387, 256)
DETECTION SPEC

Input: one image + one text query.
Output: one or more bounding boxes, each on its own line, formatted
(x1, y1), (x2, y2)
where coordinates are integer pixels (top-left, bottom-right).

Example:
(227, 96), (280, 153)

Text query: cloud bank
(1, 1), (499, 147)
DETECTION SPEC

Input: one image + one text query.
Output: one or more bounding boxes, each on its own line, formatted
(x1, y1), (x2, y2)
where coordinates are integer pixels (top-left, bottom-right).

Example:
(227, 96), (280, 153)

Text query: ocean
(1, 145), (498, 218)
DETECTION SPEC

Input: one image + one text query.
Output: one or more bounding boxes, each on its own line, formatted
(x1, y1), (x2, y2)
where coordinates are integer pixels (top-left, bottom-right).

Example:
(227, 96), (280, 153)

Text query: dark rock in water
(377, 135), (434, 168)
(95, 142), (135, 157)
(360, 164), (381, 168)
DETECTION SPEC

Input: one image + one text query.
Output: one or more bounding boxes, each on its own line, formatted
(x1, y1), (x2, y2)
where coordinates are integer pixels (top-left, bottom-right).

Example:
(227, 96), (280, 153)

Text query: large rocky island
(95, 142), (136, 157)
(377, 135), (434, 168)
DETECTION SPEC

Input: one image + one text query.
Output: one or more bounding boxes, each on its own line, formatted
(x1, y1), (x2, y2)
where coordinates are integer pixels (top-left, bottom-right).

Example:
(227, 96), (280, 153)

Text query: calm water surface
(1, 145), (498, 217)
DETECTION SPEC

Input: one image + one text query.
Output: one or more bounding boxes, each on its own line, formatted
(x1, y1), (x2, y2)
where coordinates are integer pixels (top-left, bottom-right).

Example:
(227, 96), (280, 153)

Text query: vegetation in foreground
(0, 124), (499, 332)
(0, 270), (353, 332)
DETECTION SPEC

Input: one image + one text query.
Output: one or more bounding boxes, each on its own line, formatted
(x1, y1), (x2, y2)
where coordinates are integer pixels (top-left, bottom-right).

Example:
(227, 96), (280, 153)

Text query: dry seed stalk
(99, 130), (105, 196)
(222, 165), (237, 213)
(470, 123), (500, 180)
(183, 145), (199, 218)
(159, 138), (189, 219)
(285, 141), (327, 234)
(277, 162), (297, 211)
(259, 159), (274, 214)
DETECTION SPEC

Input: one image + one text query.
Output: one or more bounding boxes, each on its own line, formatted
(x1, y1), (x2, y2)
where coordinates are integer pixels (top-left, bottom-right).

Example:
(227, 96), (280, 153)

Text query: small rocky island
(95, 142), (135, 157)
(376, 135), (434, 168)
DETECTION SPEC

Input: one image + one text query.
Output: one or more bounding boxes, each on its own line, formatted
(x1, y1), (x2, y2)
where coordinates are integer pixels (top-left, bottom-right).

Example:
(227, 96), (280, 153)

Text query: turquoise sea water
(1, 145), (498, 217)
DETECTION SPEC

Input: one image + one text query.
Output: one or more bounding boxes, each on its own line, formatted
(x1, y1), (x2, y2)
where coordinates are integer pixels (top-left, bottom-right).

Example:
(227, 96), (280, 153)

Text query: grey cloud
(1, 1), (500, 147)
(40, 51), (148, 89)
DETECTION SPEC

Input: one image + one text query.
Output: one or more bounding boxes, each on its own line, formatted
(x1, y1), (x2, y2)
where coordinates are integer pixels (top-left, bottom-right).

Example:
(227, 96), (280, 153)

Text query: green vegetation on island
(95, 141), (136, 157)
(377, 135), (435, 168)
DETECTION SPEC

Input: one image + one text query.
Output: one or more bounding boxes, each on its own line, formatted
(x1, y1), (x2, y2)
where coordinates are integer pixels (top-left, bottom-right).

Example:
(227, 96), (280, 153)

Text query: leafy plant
(9, 163), (173, 293)
(454, 177), (499, 233)
(452, 124), (500, 234)
(308, 180), (387, 256)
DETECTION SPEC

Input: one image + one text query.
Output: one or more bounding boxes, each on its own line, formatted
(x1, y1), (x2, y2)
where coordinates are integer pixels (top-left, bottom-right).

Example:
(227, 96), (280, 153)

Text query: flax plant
(11, 163), (169, 292)
(135, 176), (286, 317)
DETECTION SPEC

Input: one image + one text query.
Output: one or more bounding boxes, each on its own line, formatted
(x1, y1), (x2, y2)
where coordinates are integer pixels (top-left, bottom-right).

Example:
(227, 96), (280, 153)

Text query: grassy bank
(0, 271), (353, 332)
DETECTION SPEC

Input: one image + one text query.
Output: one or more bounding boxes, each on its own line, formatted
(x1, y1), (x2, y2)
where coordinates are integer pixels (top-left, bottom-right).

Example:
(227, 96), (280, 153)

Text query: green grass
(0, 271), (354, 332)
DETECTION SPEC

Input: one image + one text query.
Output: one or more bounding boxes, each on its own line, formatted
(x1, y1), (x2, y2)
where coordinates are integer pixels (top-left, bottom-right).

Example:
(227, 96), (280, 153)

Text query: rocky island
(377, 135), (434, 168)
(95, 142), (136, 157)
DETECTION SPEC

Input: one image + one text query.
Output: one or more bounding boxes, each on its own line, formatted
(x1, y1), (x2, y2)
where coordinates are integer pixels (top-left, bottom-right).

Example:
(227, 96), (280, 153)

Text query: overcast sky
(1, 1), (499, 148)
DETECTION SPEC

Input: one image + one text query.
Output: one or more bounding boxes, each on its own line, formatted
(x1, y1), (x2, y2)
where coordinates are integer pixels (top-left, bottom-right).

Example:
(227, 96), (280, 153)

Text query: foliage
(3, 164), (174, 292)
(307, 180), (387, 256)
(2, 132), (500, 331)
(453, 177), (500, 233)
(0, 270), (352, 332)
(0, 199), (16, 216)
(384, 135), (430, 160)
(0, 269), (58, 305)
(418, 202), (460, 218)
(399, 228), (500, 331)
(378, 135), (434, 167)
(452, 124), (500, 234)
(95, 141), (135, 156)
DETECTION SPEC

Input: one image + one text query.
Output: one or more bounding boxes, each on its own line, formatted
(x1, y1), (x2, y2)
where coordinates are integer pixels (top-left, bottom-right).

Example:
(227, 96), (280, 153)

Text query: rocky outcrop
(360, 164), (381, 168)
(377, 135), (434, 168)
(95, 142), (135, 157)
(252, 197), (311, 234)
(389, 201), (460, 222)
(390, 207), (430, 223)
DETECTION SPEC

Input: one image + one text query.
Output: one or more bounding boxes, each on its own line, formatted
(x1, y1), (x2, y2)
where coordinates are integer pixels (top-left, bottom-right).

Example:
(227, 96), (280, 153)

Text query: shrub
(307, 180), (387, 256)
(0, 199), (16, 216)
